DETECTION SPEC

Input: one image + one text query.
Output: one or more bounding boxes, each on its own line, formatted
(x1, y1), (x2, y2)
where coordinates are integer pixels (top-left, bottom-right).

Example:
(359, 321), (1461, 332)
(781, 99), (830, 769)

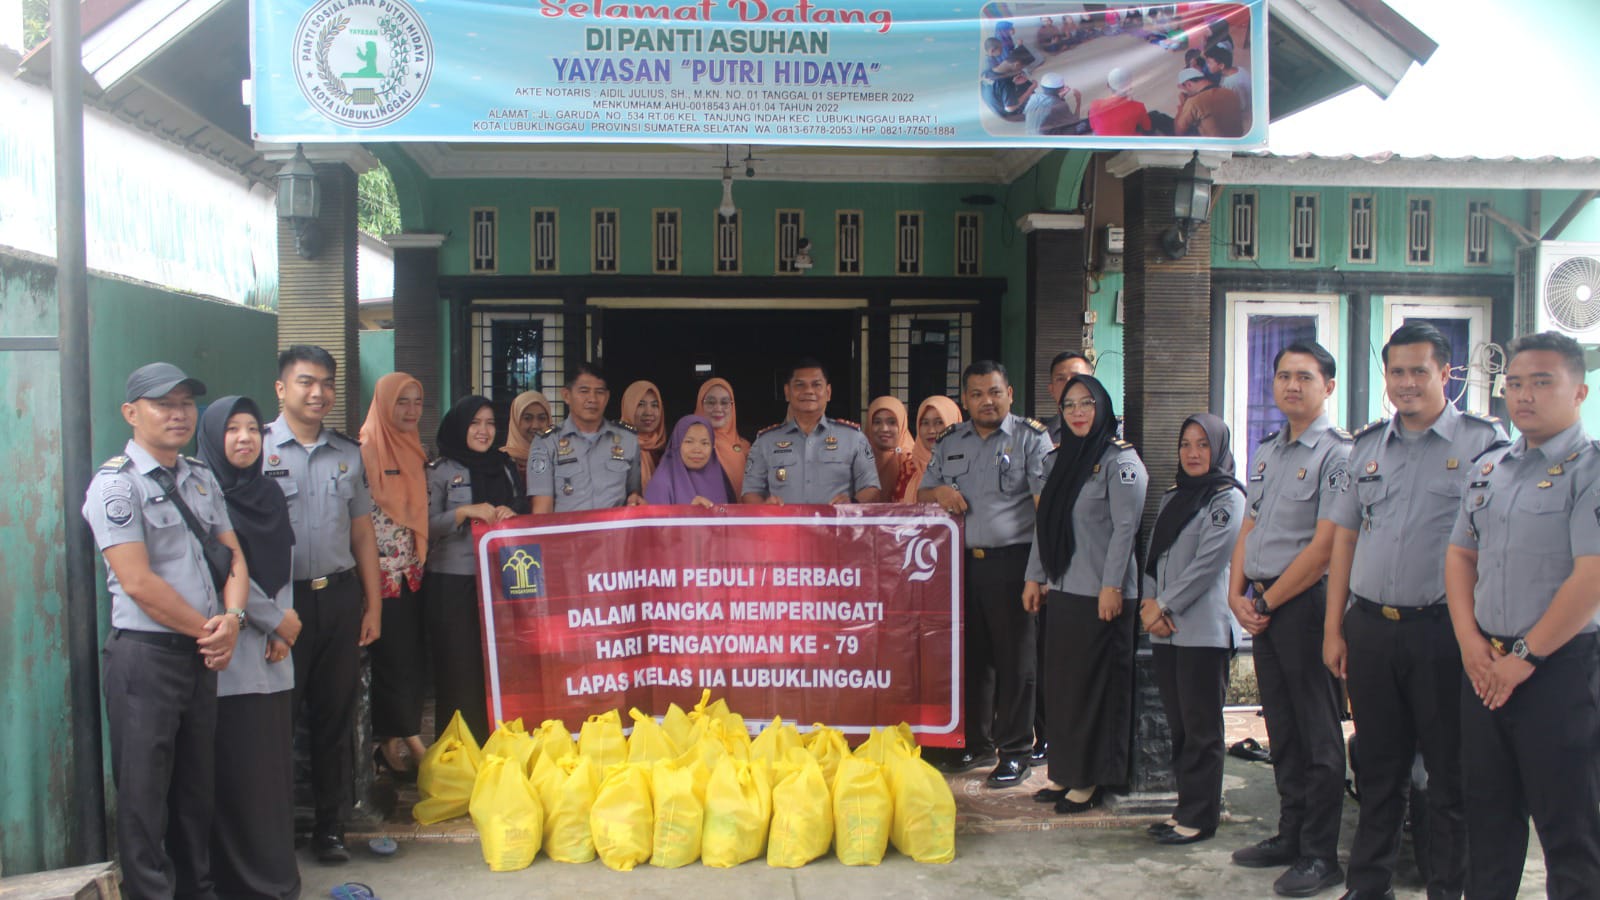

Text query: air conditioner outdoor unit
(1516, 241), (1600, 341)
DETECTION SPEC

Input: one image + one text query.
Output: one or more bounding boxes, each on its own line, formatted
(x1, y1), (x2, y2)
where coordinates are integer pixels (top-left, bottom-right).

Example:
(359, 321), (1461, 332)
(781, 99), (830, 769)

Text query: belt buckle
(1489, 637), (1507, 654)
(311, 575), (330, 591)
(972, 548), (986, 560)
(1252, 581), (1266, 595)
(1382, 605), (1402, 622)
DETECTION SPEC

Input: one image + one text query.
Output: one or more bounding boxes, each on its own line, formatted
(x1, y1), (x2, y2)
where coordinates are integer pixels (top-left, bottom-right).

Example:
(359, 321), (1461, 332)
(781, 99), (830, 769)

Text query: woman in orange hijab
(908, 395), (964, 500)
(694, 377), (748, 496)
(621, 380), (666, 486)
(867, 396), (919, 502)
(359, 372), (431, 773)
(501, 390), (553, 482)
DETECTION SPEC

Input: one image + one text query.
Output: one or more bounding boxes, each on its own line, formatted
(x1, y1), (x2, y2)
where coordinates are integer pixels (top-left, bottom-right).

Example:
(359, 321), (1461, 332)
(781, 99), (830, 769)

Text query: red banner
(474, 504), (963, 746)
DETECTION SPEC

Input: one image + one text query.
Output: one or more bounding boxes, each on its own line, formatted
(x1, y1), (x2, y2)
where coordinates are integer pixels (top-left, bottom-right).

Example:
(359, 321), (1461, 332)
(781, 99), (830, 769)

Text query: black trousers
(1253, 579), (1344, 861)
(425, 571), (490, 744)
(1344, 602), (1465, 895)
(963, 547), (1037, 759)
(1460, 633), (1600, 900)
(1152, 643), (1230, 832)
(291, 574), (362, 832)
(1045, 591), (1135, 788)
(369, 579), (425, 738)
(1034, 603), (1049, 750)
(212, 691), (300, 900)
(103, 631), (218, 900)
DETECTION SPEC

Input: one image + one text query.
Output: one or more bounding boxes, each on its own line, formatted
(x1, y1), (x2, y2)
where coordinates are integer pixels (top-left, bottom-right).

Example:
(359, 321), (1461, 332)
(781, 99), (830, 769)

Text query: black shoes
(1155, 826), (1216, 845)
(1338, 890), (1395, 900)
(933, 748), (999, 774)
(1030, 740), (1048, 763)
(312, 830), (350, 864)
(1053, 786), (1103, 814)
(985, 757), (1029, 787)
(1033, 786), (1068, 803)
(1146, 820), (1176, 836)
(1232, 834), (1300, 869)
(1274, 858), (1344, 897)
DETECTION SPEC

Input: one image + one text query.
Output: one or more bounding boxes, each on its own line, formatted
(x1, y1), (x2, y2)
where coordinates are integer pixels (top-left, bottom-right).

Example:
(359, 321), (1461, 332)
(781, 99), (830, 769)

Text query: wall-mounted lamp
(275, 144), (322, 259)
(794, 237), (814, 270)
(717, 145), (737, 219)
(1161, 151), (1214, 260)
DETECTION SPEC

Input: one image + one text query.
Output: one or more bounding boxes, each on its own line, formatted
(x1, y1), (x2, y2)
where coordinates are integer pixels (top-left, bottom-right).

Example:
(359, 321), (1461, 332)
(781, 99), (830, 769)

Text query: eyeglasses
(701, 397), (733, 408)
(1060, 398), (1098, 413)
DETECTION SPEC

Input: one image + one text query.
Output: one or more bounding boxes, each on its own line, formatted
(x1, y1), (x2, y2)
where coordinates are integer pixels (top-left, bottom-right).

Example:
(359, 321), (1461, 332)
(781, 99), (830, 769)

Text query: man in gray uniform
(1446, 331), (1600, 899)
(528, 362), (643, 511)
(920, 360), (1051, 785)
(85, 362), (248, 900)
(742, 358), (882, 505)
(1229, 340), (1352, 897)
(1325, 323), (1506, 900)
(264, 344), (382, 863)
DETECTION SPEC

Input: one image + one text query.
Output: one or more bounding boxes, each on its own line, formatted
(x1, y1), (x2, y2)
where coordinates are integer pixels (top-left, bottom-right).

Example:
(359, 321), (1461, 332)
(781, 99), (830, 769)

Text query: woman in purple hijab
(644, 415), (734, 507)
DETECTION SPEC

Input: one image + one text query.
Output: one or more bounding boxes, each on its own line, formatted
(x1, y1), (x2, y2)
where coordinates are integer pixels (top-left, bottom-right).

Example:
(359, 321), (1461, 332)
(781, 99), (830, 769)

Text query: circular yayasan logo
(293, 0), (432, 129)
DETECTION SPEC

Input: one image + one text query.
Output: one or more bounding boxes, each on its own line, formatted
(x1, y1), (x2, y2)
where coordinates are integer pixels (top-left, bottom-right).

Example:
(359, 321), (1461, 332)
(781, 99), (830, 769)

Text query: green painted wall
(1212, 186), (1527, 275)
(0, 249), (278, 875)
(358, 329), (396, 419)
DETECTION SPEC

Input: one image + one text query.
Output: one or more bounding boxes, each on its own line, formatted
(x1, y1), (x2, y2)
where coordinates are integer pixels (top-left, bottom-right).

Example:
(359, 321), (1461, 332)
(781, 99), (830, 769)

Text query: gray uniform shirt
(526, 418), (642, 511)
(221, 576), (295, 697)
(1330, 406), (1508, 606)
(83, 440), (232, 632)
(1027, 441), (1148, 595)
(919, 414), (1051, 548)
(1144, 486), (1246, 649)
(1243, 415), (1352, 581)
(743, 416), (879, 504)
(263, 415), (373, 581)
(426, 456), (519, 576)
(1449, 420), (1600, 637)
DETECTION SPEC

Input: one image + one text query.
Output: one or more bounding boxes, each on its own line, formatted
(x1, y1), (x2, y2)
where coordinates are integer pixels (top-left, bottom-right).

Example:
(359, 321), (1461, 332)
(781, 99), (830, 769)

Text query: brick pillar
(276, 162), (361, 433)
(1020, 216), (1087, 419)
(387, 234), (446, 445)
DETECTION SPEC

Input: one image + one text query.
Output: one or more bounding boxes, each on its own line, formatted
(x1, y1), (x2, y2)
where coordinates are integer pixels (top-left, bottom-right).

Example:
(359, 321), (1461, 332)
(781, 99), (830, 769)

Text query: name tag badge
(265, 469), (289, 477)
(946, 453), (964, 461)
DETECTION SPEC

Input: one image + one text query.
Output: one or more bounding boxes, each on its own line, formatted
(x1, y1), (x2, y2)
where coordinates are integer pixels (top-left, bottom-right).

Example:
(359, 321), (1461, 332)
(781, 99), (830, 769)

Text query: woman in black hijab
(424, 396), (527, 741)
(1141, 413), (1245, 845)
(196, 396), (300, 900)
(1024, 375), (1147, 814)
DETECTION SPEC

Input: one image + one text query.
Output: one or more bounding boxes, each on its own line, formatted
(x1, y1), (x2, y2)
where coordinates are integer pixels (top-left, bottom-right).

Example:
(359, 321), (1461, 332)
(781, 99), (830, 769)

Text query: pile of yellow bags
(413, 693), (956, 872)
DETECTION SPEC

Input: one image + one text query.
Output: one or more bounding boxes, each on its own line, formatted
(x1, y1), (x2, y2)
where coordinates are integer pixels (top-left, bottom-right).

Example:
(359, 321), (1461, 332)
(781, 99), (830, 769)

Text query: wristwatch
(227, 607), (247, 627)
(1510, 638), (1545, 666)
(1253, 595), (1271, 616)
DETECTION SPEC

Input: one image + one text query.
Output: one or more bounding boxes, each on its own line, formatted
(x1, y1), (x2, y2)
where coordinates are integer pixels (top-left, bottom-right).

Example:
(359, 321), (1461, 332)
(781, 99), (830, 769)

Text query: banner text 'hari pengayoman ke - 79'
(474, 503), (964, 745)
(253, 0), (1266, 148)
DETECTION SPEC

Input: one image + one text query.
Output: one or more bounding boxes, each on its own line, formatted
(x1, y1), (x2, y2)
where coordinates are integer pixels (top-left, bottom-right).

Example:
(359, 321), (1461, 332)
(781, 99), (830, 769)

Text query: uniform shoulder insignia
(1353, 418), (1389, 440)
(98, 455), (131, 473)
(615, 419), (637, 433)
(935, 423), (961, 442)
(1023, 417), (1048, 435)
(328, 428), (360, 446)
(536, 425), (557, 439)
(756, 423), (784, 437)
(1259, 430), (1280, 446)
(1331, 427), (1353, 442)
(183, 454), (209, 469)
(832, 418), (861, 430)
(426, 457), (444, 469)
(1463, 411), (1501, 426)
(1214, 482), (1235, 492)
(1110, 438), (1133, 450)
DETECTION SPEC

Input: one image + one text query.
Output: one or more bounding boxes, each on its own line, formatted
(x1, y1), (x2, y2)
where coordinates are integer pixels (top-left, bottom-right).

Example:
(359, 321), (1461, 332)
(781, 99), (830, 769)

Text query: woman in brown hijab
(621, 380), (666, 486)
(867, 396), (918, 502)
(360, 372), (431, 773)
(501, 389), (553, 482)
(907, 396), (964, 502)
(694, 377), (748, 496)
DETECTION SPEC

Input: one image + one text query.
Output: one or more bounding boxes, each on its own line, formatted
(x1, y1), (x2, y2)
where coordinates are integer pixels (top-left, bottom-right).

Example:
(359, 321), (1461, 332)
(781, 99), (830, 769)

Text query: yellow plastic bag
(706, 716), (751, 761)
(853, 723), (915, 765)
(530, 718), (575, 769)
(468, 754), (544, 871)
(803, 724), (850, 791)
(541, 753), (600, 863)
(590, 762), (654, 871)
(767, 748), (833, 868)
(661, 701), (698, 751)
(701, 756), (772, 868)
(628, 708), (679, 764)
(885, 743), (956, 864)
(482, 719), (538, 775)
(650, 757), (705, 868)
(414, 713), (483, 824)
(579, 710), (627, 770)
(749, 717), (803, 768)
(832, 756), (893, 866)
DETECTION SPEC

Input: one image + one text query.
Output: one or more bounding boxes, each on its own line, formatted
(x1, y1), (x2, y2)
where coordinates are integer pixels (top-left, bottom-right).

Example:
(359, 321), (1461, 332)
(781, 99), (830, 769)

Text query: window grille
(472, 309), (566, 416)
(1290, 193), (1319, 262)
(471, 208), (497, 273)
(1466, 201), (1492, 266)
(652, 209), (681, 274)
(591, 209), (619, 273)
(836, 211), (862, 275)
(714, 212), (741, 274)
(896, 211), (923, 275)
(955, 213), (982, 276)
(1348, 195), (1375, 263)
(531, 208), (558, 273)
(776, 210), (804, 274)
(1407, 197), (1435, 266)
(1229, 191), (1257, 260)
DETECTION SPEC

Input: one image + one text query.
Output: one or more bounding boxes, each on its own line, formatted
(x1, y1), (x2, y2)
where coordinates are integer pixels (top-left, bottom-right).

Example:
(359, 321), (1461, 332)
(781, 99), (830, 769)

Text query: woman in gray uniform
(425, 396), (526, 742)
(1025, 374), (1147, 814)
(197, 396), (300, 899)
(1142, 413), (1245, 845)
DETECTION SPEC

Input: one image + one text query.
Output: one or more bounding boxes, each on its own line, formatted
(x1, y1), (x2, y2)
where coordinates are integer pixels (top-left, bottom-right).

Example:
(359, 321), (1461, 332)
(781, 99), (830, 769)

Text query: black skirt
(212, 690), (300, 900)
(1043, 590), (1136, 789)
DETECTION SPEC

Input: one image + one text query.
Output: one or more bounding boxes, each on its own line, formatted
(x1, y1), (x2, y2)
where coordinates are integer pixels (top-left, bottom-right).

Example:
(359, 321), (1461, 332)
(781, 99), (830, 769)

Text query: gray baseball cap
(125, 362), (207, 402)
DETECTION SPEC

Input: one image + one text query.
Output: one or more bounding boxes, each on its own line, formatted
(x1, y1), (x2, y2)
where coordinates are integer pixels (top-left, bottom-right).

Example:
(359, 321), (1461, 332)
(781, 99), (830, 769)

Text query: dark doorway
(599, 307), (860, 431)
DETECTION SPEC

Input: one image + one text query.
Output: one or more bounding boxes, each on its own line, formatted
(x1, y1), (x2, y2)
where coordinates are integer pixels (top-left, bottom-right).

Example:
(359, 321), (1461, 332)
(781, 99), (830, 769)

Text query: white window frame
(1382, 295), (1494, 414)
(1224, 292), (1341, 480)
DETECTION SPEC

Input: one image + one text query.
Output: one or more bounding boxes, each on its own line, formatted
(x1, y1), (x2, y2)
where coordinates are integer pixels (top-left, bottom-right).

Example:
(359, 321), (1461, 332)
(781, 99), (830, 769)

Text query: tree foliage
(358, 163), (402, 237)
(23, 0), (48, 50)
